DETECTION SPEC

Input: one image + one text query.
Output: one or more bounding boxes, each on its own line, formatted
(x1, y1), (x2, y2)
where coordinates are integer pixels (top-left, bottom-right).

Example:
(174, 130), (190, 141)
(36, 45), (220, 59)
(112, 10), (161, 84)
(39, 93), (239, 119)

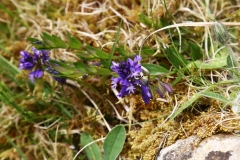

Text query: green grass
(1, 0), (240, 160)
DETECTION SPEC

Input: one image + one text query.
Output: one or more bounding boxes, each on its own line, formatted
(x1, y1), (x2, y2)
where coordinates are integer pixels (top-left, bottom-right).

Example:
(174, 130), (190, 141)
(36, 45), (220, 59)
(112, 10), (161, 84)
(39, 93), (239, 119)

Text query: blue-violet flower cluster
(111, 56), (172, 104)
(19, 48), (66, 83)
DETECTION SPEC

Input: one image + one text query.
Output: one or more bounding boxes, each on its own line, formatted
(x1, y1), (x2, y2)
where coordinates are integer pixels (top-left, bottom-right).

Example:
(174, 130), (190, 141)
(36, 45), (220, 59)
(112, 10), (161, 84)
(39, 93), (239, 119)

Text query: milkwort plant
(110, 55), (173, 104)
(19, 47), (66, 83)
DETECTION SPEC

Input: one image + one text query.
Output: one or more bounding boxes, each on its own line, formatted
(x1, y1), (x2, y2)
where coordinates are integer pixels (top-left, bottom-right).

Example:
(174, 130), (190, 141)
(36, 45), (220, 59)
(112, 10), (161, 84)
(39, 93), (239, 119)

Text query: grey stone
(157, 134), (240, 160)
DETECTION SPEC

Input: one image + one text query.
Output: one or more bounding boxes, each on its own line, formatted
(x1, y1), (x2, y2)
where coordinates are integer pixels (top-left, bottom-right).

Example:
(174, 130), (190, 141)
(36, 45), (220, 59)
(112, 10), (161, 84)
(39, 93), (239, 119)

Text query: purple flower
(19, 48), (50, 82)
(155, 80), (173, 98)
(140, 81), (153, 104)
(111, 55), (152, 104)
(31, 48), (50, 64)
(111, 56), (173, 104)
(110, 56), (142, 87)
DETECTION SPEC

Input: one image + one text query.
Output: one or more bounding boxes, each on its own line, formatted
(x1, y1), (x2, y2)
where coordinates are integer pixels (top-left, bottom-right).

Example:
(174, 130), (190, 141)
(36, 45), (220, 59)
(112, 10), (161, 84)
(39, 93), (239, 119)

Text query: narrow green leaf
(76, 51), (95, 59)
(74, 61), (97, 73)
(104, 20), (123, 90)
(141, 63), (169, 75)
(67, 32), (82, 49)
(103, 125), (126, 160)
(52, 65), (74, 75)
(1, 81), (14, 97)
(49, 60), (74, 75)
(73, 62), (88, 72)
(4, 134), (27, 160)
(107, 20), (122, 68)
(138, 13), (152, 27)
(96, 68), (112, 76)
(57, 104), (72, 119)
(159, 18), (169, 28)
(166, 47), (188, 69)
(86, 46), (110, 59)
(52, 35), (68, 48)
(201, 92), (229, 103)
(80, 132), (102, 160)
(41, 32), (55, 47)
(27, 37), (47, 48)
(0, 54), (19, 75)
(170, 92), (202, 120)
(227, 55), (234, 68)
(0, 82), (25, 115)
(171, 72), (184, 86)
(188, 41), (202, 61)
(140, 46), (155, 55)
(115, 46), (131, 56)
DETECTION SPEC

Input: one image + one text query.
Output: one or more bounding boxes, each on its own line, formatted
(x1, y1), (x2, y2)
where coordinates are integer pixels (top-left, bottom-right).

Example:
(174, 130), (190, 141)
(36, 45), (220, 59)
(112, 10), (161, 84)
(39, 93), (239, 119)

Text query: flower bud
(213, 21), (230, 44)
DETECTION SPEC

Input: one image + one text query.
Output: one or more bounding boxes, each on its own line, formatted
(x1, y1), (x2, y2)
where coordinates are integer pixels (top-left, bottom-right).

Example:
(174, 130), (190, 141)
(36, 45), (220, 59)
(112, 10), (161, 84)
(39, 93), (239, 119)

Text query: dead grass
(1, 0), (240, 160)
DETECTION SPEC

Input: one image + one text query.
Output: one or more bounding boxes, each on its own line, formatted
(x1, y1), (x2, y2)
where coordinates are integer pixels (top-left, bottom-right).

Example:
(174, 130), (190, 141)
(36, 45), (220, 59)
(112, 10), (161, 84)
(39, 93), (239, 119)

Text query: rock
(157, 134), (240, 160)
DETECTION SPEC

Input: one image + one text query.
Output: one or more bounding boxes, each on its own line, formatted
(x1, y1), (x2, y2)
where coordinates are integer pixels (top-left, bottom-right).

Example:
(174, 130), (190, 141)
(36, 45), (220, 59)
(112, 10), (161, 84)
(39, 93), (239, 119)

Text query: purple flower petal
(111, 77), (120, 88)
(29, 69), (44, 82)
(53, 76), (66, 84)
(140, 82), (153, 104)
(134, 55), (142, 63)
(32, 47), (50, 64)
(126, 85), (136, 94)
(118, 85), (130, 97)
(156, 81), (173, 97)
(19, 51), (35, 70)
(161, 82), (173, 94)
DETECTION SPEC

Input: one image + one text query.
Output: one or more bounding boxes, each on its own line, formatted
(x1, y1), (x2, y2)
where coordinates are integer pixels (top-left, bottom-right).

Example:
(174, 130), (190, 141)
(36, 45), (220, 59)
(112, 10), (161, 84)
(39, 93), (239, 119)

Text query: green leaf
(74, 61), (97, 73)
(193, 56), (227, 69)
(107, 20), (122, 68)
(52, 35), (68, 48)
(81, 132), (102, 160)
(159, 18), (169, 28)
(0, 82), (25, 115)
(96, 68), (112, 76)
(115, 46), (131, 56)
(86, 46), (109, 59)
(0, 53), (19, 75)
(170, 91), (202, 120)
(188, 41), (202, 61)
(4, 134), (27, 160)
(138, 13), (152, 27)
(27, 37), (47, 48)
(200, 92), (229, 103)
(56, 104), (72, 119)
(227, 55), (234, 68)
(140, 46), (155, 55)
(171, 72), (184, 86)
(27, 38), (53, 50)
(104, 20), (123, 90)
(41, 32), (55, 47)
(103, 125), (126, 160)
(166, 47), (188, 69)
(67, 32), (82, 49)
(141, 63), (169, 75)
(73, 62), (88, 72)
(76, 51), (95, 59)
(49, 60), (74, 75)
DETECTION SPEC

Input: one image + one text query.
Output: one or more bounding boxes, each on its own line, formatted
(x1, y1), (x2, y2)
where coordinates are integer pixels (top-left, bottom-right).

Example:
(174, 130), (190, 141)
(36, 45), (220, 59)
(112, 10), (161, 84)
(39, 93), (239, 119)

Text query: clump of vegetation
(1, 0), (240, 160)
